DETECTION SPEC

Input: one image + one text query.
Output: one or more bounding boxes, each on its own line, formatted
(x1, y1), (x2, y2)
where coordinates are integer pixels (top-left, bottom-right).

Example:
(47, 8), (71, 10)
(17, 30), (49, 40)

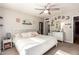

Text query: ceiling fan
(35, 3), (60, 15)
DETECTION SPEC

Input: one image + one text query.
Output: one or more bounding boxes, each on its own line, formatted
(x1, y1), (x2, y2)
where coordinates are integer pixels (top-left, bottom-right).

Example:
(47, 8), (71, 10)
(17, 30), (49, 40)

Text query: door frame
(73, 16), (79, 43)
(73, 17), (75, 43)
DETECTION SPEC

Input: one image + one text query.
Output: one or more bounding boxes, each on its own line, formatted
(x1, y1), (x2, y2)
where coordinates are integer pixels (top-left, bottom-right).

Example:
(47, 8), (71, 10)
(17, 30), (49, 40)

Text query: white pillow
(21, 32), (32, 38)
(31, 32), (39, 37)
(14, 33), (22, 38)
(21, 32), (39, 38)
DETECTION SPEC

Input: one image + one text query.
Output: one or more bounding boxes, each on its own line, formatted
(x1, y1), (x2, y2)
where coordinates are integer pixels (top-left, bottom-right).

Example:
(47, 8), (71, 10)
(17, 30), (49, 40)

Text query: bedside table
(3, 39), (12, 50)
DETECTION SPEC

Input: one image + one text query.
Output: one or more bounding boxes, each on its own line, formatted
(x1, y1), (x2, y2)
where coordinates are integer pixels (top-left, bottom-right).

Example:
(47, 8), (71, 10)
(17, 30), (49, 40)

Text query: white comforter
(13, 35), (58, 55)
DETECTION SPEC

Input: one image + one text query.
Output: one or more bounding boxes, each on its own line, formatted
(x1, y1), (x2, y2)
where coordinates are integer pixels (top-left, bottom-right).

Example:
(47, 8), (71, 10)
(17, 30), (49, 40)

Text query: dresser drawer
(48, 32), (63, 41)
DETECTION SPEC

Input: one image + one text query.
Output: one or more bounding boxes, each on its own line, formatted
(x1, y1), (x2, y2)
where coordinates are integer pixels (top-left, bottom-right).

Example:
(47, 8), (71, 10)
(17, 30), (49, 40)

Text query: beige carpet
(45, 42), (79, 55)
(1, 42), (79, 55)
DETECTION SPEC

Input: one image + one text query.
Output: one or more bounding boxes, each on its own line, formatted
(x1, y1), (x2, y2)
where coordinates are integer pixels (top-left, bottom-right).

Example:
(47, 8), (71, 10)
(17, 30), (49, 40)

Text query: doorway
(39, 22), (43, 34)
(74, 16), (79, 44)
(43, 20), (50, 35)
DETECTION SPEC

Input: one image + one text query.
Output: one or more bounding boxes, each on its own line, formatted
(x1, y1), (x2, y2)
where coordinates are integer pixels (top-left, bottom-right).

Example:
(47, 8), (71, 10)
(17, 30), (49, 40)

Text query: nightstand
(3, 39), (12, 50)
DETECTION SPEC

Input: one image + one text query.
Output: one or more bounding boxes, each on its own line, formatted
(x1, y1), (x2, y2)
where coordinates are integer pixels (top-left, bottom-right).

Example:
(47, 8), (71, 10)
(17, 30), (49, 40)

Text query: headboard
(14, 29), (37, 33)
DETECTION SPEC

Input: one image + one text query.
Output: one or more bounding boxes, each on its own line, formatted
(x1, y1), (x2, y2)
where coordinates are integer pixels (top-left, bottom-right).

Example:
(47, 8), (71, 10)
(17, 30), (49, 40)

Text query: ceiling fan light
(44, 10), (48, 13)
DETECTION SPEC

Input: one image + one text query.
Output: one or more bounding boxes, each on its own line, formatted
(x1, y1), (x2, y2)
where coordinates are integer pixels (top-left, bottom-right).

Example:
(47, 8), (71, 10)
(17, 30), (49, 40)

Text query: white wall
(49, 15), (73, 43)
(63, 11), (79, 43)
(49, 8), (79, 43)
(0, 7), (42, 35)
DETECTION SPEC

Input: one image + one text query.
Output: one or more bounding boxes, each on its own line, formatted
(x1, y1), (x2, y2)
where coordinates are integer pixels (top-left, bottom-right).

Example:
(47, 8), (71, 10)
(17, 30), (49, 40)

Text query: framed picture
(16, 18), (20, 23)
(22, 20), (26, 24)
(51, 20), (54, 26)
(22, 20), (32, 25)
(62, 16), (65, 19)
(58, 16), (61, 19)
(66, 16), (70, 20)
(0, 16), (3, 19)
(55, 17), (57, 20)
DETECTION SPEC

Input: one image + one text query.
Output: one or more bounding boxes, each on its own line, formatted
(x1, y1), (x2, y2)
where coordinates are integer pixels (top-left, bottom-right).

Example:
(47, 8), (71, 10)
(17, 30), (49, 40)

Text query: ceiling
(0, 3), (79, 18)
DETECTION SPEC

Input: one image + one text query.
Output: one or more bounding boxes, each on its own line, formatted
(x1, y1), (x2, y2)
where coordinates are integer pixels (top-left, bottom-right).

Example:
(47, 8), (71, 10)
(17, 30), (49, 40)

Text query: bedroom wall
(49, 8), (79, 43)
(61, 10), (79, 43)
(0, 7), (42, 35)
(49, 15), (73, 43)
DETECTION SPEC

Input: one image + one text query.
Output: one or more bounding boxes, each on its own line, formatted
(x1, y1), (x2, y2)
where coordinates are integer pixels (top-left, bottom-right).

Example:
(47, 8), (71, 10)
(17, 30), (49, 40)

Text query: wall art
(66, 16), (70, 20)
(58, 16), (61, 19)
(55, 17), (57, 20)
(22, 20), (32, 25)
(0, 16), (3, 19)
(62, 16), (65, 19)
(51, 20), (54, 26)
(16, 18), (20, 23)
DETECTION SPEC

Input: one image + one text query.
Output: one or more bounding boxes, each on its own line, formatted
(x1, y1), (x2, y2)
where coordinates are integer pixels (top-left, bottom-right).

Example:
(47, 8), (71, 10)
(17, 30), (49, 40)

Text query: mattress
(13, 35), (58, 55)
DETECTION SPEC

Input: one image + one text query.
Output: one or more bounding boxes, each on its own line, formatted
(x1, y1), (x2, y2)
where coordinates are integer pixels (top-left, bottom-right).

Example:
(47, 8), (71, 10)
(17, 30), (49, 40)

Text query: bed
(13, 31), (58, 55)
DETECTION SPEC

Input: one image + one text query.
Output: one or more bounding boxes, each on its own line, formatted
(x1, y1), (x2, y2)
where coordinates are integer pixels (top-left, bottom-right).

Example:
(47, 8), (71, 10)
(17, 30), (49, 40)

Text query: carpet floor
(1, 42), (79, 55)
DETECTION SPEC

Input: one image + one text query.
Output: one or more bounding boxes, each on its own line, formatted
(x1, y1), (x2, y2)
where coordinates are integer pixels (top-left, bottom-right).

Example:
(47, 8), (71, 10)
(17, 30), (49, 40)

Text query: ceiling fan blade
(49, 4), (56, 8)
(40, 11), (44, 14)
(48, 11), (51, 15)
(35, 8), (44, 10)
(44, 3), (51, 9)
(51, 8), (60, 10)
